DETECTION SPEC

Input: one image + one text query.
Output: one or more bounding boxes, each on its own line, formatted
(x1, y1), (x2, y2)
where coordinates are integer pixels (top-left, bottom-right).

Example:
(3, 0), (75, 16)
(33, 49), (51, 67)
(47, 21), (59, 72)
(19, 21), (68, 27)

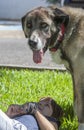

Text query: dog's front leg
(72, 70), (84, 130)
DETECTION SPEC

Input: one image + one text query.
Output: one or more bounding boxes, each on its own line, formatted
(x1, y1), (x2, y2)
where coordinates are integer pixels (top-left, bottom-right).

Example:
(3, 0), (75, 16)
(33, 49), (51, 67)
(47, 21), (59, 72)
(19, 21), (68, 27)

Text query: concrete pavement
(0, 21), (65, 70)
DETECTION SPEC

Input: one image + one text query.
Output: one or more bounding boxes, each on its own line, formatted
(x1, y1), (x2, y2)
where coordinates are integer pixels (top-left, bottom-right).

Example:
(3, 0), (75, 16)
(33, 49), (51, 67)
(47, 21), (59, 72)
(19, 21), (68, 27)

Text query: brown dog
(21, 6), (84, 129)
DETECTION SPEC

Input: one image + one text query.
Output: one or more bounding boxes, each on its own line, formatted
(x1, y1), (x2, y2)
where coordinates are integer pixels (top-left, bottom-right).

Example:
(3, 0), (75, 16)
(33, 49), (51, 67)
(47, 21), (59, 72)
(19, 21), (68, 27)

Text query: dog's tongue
(33, 49), (43, 63)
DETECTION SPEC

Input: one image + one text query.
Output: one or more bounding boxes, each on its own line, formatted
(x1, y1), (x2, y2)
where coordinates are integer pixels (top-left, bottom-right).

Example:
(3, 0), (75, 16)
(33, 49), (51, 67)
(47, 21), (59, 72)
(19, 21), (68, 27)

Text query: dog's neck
(49, 24), (66, 52)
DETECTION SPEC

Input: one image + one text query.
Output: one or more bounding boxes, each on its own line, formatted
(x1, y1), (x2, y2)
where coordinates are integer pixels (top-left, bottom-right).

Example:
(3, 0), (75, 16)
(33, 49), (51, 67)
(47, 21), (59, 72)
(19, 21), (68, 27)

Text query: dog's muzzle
(28, 38), (44, 64)
(29, 39), (38, 50)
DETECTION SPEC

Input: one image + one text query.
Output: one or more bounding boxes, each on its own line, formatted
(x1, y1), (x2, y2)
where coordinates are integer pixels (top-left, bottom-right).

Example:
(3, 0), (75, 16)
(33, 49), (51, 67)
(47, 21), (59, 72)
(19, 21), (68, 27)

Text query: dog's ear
(54, 8), (69, 26)
(49, 7), (69, 27)
(21, 15), (28, 38)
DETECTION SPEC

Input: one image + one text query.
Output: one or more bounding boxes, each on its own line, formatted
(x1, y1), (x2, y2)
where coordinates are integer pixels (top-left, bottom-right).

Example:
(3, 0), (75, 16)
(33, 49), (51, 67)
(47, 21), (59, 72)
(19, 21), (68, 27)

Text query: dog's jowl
(21, 6), (84, 129)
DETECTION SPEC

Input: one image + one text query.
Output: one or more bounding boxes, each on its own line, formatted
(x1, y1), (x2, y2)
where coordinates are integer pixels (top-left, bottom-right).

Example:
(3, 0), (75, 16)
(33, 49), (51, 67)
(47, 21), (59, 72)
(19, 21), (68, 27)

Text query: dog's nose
(29, 39), (37, 47)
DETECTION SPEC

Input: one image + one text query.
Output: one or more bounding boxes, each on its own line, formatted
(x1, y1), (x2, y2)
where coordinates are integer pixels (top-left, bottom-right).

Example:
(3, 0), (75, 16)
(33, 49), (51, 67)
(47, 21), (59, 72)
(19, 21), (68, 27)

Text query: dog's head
(21, 6), (69, 63)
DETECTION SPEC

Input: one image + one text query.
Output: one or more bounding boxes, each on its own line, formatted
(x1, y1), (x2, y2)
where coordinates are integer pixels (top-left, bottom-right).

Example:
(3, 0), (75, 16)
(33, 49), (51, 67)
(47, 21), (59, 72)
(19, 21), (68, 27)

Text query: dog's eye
(40, 22), (48, 29)
(27, 22), (32, 29)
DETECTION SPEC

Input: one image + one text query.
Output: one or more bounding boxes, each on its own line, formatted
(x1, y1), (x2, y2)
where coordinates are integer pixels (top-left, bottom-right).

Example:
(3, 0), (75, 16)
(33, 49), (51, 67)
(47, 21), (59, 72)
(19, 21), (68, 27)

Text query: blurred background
(0, 0), (84, 20)
(0, 0), (47, 20)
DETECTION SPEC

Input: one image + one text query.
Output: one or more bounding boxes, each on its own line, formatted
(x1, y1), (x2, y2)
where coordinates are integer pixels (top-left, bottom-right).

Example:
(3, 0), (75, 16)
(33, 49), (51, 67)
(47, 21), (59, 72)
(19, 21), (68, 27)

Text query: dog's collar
(49, 24), (66, 52)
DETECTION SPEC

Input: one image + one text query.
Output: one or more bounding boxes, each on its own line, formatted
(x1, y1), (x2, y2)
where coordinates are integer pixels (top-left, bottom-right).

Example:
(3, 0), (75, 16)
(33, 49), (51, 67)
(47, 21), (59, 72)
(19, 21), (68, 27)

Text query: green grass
(0, 68), (78, 130)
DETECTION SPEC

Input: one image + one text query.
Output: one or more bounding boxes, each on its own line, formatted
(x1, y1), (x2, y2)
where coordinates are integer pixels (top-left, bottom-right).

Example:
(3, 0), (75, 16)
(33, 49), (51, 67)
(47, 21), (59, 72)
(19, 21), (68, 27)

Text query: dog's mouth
(32, 42), (48, 63)
(28, 37), (48, 64)
(33, 49), (44, 64)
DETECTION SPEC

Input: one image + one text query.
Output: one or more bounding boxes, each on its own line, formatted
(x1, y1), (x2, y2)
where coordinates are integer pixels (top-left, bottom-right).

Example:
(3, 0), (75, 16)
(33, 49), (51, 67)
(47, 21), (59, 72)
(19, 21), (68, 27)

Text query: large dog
(21, 6), (84, 129)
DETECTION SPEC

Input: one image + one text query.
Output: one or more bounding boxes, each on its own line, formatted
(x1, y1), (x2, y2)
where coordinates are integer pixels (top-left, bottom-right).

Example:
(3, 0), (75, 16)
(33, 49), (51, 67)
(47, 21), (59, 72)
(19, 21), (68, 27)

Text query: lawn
(0, 68), (78, 130)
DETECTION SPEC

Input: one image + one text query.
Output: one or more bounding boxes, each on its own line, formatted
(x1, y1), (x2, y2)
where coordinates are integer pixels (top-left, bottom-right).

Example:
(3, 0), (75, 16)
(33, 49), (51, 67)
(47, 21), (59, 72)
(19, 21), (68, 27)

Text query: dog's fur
(21, 6), (84, 129)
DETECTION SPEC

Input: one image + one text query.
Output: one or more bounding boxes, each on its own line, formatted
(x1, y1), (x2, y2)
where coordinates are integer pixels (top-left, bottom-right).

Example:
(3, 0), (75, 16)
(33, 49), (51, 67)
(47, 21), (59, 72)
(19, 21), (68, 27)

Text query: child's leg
(79, 123), (84, 130)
